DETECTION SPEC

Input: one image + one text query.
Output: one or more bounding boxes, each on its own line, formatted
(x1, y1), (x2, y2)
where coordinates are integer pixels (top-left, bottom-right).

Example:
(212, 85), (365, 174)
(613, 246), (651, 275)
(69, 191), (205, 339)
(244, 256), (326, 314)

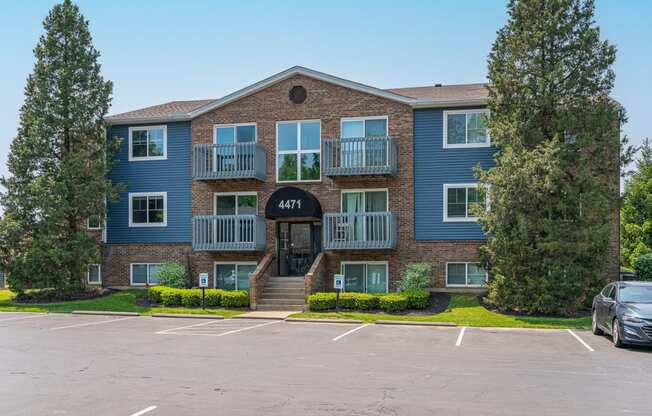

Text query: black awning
(265, 187), (323, 219)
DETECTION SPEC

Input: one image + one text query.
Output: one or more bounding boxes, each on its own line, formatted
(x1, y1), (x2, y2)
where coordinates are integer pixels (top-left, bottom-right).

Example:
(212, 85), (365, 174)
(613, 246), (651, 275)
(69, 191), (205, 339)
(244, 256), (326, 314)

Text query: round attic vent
(289, 85), (307, 104)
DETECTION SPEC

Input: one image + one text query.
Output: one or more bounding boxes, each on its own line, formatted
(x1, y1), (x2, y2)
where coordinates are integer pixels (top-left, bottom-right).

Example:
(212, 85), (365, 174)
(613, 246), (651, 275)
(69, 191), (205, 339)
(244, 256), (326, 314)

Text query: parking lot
(1, 312), (651, 416)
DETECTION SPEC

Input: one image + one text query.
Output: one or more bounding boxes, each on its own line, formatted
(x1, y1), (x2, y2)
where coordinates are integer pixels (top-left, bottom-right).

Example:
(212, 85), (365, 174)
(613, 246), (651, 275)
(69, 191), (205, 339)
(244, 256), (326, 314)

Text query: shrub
(148, 286), (165, 304)
(396, 263), (432, 291)
(308, 293), (336, 311)
(353, 293), (380, 310)
(379, 294), (409, 313)
(181, 289), (202, 308)
(160, 288), (183, 307)
(220, 290), (250, 308)
(634, 254), (652, 281)
(204, 289), (222, 307)
(157, 262), (187, 288)
(402, 290), (430, 309)
(338, 293), (358, 309)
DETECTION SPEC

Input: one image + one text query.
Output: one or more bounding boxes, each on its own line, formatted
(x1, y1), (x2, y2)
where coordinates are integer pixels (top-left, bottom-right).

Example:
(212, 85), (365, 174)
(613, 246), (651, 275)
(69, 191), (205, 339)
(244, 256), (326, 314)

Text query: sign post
(199, 272), (209, 309)
(334, 274), (344, 312)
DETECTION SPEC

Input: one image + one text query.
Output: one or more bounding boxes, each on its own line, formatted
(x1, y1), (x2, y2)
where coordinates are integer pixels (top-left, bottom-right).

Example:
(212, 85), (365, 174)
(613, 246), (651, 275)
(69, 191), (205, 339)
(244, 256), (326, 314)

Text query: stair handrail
(249, 253), (274, 310)
(304, 252), (328, 296)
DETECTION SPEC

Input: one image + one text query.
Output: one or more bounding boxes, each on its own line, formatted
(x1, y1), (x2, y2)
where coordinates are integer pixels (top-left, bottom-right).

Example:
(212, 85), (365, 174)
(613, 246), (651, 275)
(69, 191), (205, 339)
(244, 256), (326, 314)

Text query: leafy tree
(396, 263), (432, 291)
(478, 0), (625, 315)
(0, 0), (118, 294)
(157, 262), (188, 289)
(621, 139), (652, 268)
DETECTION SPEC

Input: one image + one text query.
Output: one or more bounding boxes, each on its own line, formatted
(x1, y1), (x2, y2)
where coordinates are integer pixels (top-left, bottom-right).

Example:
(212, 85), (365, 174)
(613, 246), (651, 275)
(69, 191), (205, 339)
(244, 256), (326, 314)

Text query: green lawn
(0, 289), (243, 318)
(291, 294), (592, 329)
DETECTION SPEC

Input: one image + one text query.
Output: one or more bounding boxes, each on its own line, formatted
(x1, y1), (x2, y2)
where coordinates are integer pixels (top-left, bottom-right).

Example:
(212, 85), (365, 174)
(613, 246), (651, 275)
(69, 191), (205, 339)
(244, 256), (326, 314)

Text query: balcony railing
(193, 143), (266, 181)
(323, 136), (397, 176)
(323, 212), (396, 250)
(193, 215), (266, 251)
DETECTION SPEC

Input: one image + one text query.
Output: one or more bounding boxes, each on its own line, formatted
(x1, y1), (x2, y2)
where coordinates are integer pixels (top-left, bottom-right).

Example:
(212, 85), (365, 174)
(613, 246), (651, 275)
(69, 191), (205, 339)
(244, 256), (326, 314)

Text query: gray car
(592, 281), (652, 347)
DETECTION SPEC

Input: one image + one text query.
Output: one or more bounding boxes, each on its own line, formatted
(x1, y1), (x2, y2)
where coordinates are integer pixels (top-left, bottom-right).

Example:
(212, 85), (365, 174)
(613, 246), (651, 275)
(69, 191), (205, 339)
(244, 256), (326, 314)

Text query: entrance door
(278, 222), (321, 276)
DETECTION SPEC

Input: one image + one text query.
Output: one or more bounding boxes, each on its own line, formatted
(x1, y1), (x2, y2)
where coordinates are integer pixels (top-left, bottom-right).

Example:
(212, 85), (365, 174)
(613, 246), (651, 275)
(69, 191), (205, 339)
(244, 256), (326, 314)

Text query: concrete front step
(261, 295), (306, 301)
(256, 304), (304, 311)
(265, 284), (305, 290)
(258, 298), (306, 306)
(263, 287), (304, 293)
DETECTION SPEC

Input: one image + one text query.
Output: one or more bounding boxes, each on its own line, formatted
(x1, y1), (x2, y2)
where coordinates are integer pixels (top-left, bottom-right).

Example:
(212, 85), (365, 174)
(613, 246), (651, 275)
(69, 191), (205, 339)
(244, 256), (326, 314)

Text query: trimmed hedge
(634, 253), (652, 281)
(307, 290), (430, 313)
(148, 286), (249, 308)
(379, 294), (409, 313)
(402, 290), (430, 309)
(307, 293), (337, 311)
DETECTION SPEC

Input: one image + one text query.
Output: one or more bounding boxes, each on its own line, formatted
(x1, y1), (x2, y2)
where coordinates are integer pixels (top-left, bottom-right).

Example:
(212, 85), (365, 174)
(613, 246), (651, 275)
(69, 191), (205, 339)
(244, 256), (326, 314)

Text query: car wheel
(612, 318), (625, 348)
(592, 310), (603, 335)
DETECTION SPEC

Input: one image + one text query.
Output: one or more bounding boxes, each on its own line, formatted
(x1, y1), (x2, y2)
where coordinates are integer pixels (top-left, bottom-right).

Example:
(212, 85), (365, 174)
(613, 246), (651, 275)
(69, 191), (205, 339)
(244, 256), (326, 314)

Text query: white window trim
(445, 262), (488, 288)
(275, 119), (322, 183)
(87, 215), (102, 230)
(340, 188), (390, 212)
(213, 123), (258, 144)
(213, 261), (257, 290)
(340, 261), (389, 293)
(130, 263), (161, 286)
(442, 109), (490, 149)
(443, 183), (486, 223)
(128, 125), (168, 161)
(87, 264), (102, 285)
(213, 192), (258, 216)
(128, 192), (168, 227)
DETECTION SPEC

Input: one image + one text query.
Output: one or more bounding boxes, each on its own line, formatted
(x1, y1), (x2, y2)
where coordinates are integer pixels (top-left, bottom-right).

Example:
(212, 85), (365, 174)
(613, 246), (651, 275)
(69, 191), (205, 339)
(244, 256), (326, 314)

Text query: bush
(181, 289), (202, 308)
(634, 254), (652, 281)
(396, 263), (432, 291)
(307, 293), (336, 311)
(379, 294), (409, 313)
(160, 288), (183, 307)
(353, 293), (380, 310)
(204, 289), (222, 307)
(220, 290), (249, 308)
(338, 293), (358, 309)
(157, 262), (187, 288)
(148, 286), (165, 303)
(402, 290), (430, 309)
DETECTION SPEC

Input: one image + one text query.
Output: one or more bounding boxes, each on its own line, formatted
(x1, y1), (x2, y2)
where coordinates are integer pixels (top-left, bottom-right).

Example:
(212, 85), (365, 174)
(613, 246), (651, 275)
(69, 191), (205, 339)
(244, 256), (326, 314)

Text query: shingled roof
(106, 99), (214, 123)
(385, 83), (488, 102)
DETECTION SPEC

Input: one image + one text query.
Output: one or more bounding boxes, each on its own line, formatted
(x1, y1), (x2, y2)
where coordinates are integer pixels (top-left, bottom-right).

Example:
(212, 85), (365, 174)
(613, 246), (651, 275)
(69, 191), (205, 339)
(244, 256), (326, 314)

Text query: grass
(0, 289), (243, 318)
(291, 294), (592, 329)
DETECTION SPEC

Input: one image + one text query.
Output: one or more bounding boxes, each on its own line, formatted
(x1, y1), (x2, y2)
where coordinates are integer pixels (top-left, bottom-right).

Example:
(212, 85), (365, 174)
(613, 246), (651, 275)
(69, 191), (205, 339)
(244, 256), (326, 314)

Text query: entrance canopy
(265, 187), (322, 219)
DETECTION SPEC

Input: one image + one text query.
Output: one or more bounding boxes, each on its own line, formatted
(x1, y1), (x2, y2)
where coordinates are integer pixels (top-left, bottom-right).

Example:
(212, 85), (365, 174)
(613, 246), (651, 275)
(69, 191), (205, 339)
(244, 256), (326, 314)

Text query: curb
(285, 317), (364, 324)
(72, 310), (139, 317)
(375, 320), (457, 327)
(151, 313), (224, 319)
(233, 315), (287, 320)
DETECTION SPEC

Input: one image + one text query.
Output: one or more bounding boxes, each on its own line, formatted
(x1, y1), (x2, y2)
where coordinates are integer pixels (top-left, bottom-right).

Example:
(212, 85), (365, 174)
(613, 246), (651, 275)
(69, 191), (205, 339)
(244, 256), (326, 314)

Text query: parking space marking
(49, 316), (137, 331)
(567, 329), (594, 352)
(211, 320), (281, 337)
(455, 326), (466, 346)
(129, 405), (157, 416)
(332, 324), (370, 341)
(155, 319), (219, 334)
(0, 314), (48, 322)
(157, 319), (282, 337)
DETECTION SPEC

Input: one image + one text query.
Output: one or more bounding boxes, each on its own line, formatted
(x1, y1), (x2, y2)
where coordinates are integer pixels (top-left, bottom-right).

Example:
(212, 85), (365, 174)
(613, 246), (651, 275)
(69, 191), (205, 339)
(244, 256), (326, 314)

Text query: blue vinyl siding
(413, 108), (495, 240)
(107, 122), (191, 243)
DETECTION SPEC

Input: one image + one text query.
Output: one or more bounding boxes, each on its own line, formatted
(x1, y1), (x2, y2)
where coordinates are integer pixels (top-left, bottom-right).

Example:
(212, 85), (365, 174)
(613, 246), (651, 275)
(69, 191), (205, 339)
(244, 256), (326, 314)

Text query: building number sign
(278, 199), (302, 210)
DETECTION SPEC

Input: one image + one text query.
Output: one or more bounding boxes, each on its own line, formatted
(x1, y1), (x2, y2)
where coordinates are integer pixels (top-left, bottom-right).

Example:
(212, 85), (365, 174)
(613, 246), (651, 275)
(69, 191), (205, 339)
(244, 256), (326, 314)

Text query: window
(341, 189), (389, 241)
(130, 263), (161, 286)
(341, 262), (388, 293)
(214, 262), (257, 290)
(443, 109), (489, 148)
(341, 116), (389, 167)
(128, 126), (167, 160)
(87, 264), (101, 285)
(214, 192), (257, 242)
(443, 184), (485, 222)
(87, 215), (102, 230)
(214, 124), (256, 171)
(129, 192), (167, 227)
(446, 263), (487, 287)
(276, 120), (321, 182)
(214, 193), (257, 216)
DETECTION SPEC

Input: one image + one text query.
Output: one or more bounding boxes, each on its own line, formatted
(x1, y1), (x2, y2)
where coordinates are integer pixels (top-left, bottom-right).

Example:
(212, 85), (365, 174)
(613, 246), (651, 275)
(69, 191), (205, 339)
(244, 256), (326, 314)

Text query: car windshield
(619, 285), (652, 303)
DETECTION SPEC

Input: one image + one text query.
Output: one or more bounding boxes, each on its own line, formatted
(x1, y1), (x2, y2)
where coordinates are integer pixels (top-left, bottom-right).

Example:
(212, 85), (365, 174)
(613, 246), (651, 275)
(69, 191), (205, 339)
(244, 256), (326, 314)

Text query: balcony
(193, 143), (266, 181)
(323, 212), (397, 250)
(192, 215), (266, 251)
(323, 136), (397, 176)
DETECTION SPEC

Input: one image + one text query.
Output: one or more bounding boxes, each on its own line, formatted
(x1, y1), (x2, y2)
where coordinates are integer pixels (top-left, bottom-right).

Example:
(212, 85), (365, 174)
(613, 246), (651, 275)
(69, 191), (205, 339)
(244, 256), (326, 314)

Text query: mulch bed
(14, 288), (113, 304)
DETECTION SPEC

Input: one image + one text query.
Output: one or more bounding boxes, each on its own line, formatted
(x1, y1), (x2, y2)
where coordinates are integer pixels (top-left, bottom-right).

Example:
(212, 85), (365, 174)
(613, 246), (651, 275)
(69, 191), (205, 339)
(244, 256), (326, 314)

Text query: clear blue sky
(1, 0), (650, 185)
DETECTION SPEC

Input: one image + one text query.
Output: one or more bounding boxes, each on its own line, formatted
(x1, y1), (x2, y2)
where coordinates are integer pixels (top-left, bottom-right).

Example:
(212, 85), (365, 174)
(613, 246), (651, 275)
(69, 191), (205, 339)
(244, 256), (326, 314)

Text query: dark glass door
(277, 222), (321, 276)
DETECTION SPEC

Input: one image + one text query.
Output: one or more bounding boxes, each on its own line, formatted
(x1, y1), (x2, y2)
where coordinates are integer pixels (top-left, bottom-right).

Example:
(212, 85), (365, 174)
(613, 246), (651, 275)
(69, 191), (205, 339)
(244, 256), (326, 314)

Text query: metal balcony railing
(323, 212), (397, 250)
(193, 143), (266, 180)
(323, 136), (397, 176)
(192, 215), (266, 251)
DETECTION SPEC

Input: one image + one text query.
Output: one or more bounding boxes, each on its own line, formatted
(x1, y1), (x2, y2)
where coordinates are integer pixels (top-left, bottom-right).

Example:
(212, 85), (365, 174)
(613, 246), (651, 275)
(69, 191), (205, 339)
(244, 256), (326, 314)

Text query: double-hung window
(341, 189), (388, 241)
(446, 262), (488, 287)
(214, 262), (257, 290)
(129, 126), (167, 160)
(276, 120), (321, 182)
(130, 263), (161, 286)
(341, 262), (388, 293)
(341, 117), (388, 167)
(129, 192), (167, 227)
(214, 124), (256, 172)
(443, 109), (489, 148)
(87, 264), (101, 285)
(443, 184), (485, 222)
(214, 193), (257, 243)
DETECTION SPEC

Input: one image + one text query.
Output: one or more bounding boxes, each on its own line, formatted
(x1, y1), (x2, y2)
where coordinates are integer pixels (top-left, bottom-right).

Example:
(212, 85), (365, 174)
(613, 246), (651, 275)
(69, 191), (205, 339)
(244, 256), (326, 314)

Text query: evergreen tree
(478, 0), (625, 315)
(621, 139), (652, 268)
(0, 0), (118, 293)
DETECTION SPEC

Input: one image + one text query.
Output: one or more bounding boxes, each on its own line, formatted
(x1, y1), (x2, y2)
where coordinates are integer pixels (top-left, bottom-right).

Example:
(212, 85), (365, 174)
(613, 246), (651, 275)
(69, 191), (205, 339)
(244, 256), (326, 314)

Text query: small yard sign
(199, 273), (209, 288)
(334, 274), (344, 290)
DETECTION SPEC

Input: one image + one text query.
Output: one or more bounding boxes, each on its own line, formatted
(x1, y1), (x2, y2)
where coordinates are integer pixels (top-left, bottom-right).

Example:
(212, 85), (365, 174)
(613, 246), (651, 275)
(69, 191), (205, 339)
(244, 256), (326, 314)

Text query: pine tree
(478, 0), (625, 315)
(0, 0), (117, 294)
(621, 139), (652, 268)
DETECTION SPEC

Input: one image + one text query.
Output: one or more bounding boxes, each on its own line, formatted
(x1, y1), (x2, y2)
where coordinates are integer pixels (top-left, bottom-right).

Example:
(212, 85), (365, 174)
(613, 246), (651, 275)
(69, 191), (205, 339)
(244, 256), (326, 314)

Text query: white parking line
(157, 319), (282, 337)
(0, 314), (48, 322)
(156, 319), (222, 335)
(455, 326), (466, 346)
(332, 324), (369, 341)
(212, 320), (281, 337)
(49, 316), (137, 331)
(129, 405), (157, 416)
(567, 329), (595, 352)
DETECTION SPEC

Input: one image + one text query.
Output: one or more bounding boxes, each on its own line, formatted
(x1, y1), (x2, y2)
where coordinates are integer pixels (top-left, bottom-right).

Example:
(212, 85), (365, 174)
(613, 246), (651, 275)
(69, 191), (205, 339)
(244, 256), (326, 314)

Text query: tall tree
(478, 0), (625, 315)
(621, 139), (652, 268)
(0, 0), (117, 293)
